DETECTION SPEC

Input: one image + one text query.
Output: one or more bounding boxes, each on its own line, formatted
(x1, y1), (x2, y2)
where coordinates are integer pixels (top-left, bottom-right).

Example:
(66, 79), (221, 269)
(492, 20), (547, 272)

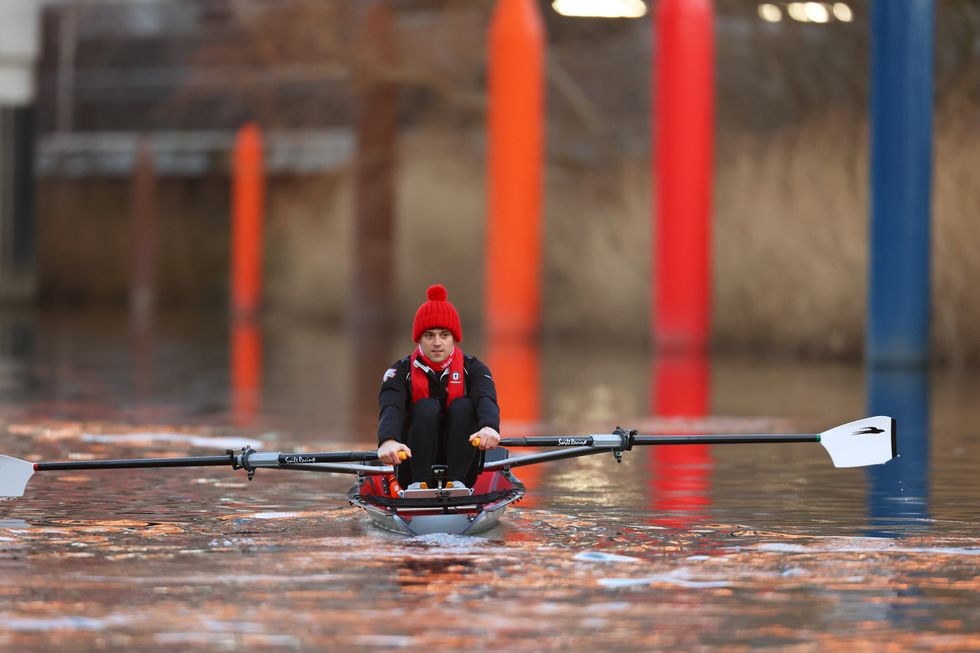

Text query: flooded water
(2, 310), (980, 652)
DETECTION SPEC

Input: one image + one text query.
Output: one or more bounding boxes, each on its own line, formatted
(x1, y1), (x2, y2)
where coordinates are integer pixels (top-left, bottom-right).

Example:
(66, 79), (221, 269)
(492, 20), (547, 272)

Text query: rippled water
(2, 311), (980, 652)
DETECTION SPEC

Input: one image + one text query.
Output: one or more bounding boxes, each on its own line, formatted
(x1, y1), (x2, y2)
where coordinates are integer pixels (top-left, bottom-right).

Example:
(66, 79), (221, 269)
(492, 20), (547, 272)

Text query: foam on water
(5, 615), (132, 632)
(73, 573), (339, 585)
(574, 551), (643, 563)
(239, 511), (304, 520)
(81, 432), (263, 449)
(405, 532), (488, 548)
(599, 568), (732, 589)
(757, 541), (980, 556)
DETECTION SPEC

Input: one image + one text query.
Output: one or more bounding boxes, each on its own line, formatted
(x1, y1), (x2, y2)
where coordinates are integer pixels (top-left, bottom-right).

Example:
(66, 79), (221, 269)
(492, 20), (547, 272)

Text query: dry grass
(713, 110), (869, 359)
(264, 175), (352, 322)
(932, 87), (980, 364)
(38, 97), (980, 365)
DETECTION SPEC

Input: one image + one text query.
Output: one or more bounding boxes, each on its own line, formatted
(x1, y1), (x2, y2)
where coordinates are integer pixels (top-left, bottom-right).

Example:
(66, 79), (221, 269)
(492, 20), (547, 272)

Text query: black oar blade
(819, 416), (897, 468)
(0, 455), (35, 498)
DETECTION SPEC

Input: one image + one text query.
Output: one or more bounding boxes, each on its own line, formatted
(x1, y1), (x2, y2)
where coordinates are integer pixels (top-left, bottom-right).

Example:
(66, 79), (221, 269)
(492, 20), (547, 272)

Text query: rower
(376, 284), (502, 494)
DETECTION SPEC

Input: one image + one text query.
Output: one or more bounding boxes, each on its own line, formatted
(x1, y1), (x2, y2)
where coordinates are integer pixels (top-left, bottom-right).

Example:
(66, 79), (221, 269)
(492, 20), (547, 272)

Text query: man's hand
(378, 439), (411, 465)
(469, 426), (501, 451)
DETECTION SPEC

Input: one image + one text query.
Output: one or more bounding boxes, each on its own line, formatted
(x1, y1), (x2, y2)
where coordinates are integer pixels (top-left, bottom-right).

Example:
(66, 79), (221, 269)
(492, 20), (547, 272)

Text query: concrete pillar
(0, 0), (42, 304)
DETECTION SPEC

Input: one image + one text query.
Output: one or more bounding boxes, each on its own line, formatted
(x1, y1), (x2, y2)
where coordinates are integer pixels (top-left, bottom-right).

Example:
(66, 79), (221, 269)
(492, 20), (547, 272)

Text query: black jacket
(377, 353), (500, 444)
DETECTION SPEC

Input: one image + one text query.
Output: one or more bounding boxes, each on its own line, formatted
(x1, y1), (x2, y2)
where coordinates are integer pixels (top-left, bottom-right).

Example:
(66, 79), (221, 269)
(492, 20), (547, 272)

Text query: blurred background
(3, 0), (979, 354)
(4, 7), (980, 650)
(1, 0), (979, 437)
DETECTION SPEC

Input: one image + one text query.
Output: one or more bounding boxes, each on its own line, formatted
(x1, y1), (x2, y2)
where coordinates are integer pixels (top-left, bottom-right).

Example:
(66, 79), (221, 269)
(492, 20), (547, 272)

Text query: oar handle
(277, 450), (407, 464)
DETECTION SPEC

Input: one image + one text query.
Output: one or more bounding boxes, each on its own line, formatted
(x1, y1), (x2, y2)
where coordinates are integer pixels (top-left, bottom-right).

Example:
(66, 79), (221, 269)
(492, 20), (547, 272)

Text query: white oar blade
(0, 454), (35, 498)
(820, 416), (897, 468)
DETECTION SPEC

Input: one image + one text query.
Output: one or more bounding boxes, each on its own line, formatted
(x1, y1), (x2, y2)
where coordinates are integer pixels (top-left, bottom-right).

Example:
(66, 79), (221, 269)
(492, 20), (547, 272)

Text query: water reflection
(230, 316), (263, 426)
(866, 366), (930, 536)
(648, 353), (713, 527)
(0, 311), (36, 402)
(350, 324), (397, 437)
(5, 316), (980, 650)
(395, 557), (478, 591)
(486, 337), (543, 506)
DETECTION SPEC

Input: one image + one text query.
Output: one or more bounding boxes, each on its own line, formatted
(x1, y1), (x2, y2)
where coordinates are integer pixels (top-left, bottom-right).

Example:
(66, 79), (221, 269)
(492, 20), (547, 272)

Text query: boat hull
(348, 467), (524, 536)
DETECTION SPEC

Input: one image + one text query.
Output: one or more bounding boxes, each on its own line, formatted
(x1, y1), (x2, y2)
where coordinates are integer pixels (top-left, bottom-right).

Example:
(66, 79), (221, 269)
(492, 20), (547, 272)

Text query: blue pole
(866, 367), (929, 538)
(867, 0), (935, 367)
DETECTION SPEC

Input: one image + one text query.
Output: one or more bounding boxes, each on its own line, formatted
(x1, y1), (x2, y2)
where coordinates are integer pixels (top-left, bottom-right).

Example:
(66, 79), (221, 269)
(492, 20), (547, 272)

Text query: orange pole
(486, 336), (542, 508)
(486, 0), (544, 338)
(231, 123), (265, 318)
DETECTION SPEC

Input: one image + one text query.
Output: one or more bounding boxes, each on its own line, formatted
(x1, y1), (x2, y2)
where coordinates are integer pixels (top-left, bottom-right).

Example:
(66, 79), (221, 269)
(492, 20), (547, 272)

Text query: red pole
(654, 0), (714, 352)
(486, 0), (544, 338)
(231, 123), (265, 319)
(231, 317), (262, 426)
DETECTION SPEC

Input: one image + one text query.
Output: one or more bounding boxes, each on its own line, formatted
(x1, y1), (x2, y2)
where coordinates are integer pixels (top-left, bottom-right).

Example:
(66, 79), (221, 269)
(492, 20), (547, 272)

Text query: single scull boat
(0, 417), (897, 536)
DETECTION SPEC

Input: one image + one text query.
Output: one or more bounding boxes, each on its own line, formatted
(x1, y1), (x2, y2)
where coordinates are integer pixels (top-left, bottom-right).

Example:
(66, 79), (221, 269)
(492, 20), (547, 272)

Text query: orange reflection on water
(231, 317), (262, 426)
(486, 337), (542, 508)
(649, 353), (713, 527)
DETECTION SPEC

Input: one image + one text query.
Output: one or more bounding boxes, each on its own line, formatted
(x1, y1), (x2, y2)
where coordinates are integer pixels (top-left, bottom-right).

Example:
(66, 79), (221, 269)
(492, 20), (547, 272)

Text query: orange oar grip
(398, 451), (408, 461)
(471, 437), (480, 447)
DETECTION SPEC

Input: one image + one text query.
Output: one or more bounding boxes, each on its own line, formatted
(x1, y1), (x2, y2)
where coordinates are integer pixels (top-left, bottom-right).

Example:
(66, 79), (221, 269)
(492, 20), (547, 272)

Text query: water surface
(2, 311), (980, 652)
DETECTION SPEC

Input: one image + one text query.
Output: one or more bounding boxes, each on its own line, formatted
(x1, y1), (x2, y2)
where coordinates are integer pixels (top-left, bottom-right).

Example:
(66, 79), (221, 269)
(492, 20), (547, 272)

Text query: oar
(0, 448), (407, 498)
(1, 417), (895, 498)
(480, 416), (897, 471)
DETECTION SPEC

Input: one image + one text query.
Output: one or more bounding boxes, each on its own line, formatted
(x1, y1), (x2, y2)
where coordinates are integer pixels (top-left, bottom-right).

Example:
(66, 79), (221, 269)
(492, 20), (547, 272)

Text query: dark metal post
(0, 2), (41, 304)
(350, 1), (396, 333)
(0, 107), (37, 303)
(130, 135), (158, 328)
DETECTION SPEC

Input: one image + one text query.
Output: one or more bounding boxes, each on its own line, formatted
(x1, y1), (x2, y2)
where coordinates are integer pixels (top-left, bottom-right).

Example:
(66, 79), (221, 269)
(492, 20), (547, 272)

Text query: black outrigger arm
(483, 427), (638, 471)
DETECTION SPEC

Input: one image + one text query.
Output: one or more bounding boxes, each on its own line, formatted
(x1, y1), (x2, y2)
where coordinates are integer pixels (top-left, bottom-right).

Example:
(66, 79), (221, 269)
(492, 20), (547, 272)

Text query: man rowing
(376, 284), (501, 493)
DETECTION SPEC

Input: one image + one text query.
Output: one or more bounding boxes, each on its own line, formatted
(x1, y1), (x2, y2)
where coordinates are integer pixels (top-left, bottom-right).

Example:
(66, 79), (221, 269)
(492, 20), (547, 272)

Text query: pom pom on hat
(427, 284), (447, 302)
(413, 284), (462, 342)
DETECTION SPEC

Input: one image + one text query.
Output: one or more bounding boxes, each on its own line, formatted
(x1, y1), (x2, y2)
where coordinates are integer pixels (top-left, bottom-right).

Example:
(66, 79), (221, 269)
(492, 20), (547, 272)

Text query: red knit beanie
(412, 284), (462, 343)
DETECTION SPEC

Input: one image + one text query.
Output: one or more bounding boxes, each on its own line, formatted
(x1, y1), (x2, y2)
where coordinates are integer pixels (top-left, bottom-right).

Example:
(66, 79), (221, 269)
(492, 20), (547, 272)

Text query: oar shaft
(32, 450), (385, 474)
(632, 434), (820, 446)
(498, 436), (596, 447)
(35, 456), (233, 471)
(498, 434), (820, 448)
(277, 451), (380, 464)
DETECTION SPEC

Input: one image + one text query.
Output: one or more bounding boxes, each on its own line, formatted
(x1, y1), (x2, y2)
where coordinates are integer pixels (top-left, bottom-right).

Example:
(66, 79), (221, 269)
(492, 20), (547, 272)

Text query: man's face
(419, 328), (455, 363)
